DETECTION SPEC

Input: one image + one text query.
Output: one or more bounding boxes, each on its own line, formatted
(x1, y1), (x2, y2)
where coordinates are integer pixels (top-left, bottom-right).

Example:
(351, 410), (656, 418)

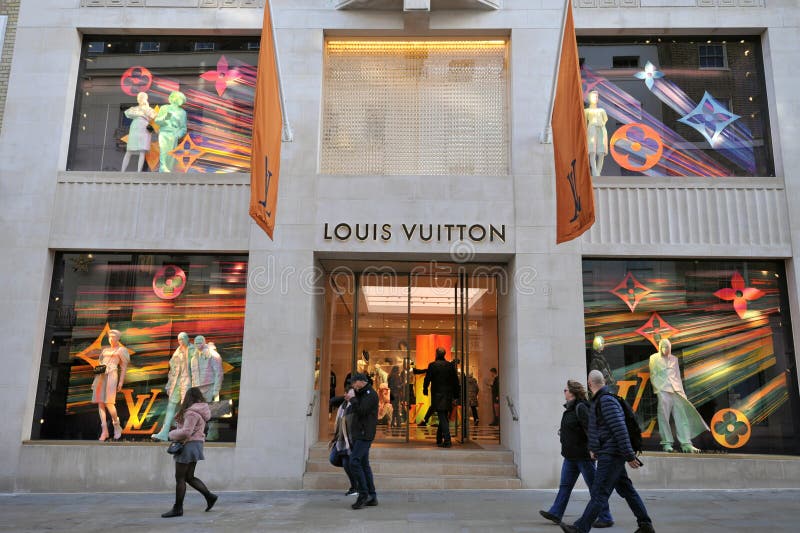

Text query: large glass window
(583, 259), (800, 455)
(32, 252), (248, 442)
(579, 37), (773, 177)
(321, 39), (509, 175)
(68, 36), (260, 173)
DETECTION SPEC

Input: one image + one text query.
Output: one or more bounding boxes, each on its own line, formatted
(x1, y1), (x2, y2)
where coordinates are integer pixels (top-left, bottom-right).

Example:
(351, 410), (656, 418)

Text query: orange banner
(552, 2), (594, 244)
(249, 2), (283, 240)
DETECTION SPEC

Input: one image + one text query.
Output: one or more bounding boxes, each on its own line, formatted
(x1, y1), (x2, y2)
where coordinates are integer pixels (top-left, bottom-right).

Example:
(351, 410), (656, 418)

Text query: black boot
(161, 507), (183, 518)
(205, 493), (218, 512)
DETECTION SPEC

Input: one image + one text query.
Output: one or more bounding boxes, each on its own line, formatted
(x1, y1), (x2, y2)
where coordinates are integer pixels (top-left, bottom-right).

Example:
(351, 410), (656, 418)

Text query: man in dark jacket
(346, 372), (378, 509)
(423, 347), (460, 448)
(560, 370), (655, 533)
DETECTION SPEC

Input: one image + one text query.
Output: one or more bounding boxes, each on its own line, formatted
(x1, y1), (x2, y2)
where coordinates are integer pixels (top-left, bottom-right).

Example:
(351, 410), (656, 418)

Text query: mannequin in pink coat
(92, 329), (129, 441)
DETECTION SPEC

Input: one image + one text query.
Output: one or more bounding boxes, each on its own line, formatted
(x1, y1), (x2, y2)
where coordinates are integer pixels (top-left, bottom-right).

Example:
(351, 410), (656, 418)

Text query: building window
(321, 39), (509, 175)
(136, 41), (161, 53)
(699, 44), (727, 69)
(578, 36), (773, 177)
(194, 41), (216, 52)
(583, 259), (799, 456)
(31, 253), (248, 442)
(612, 56), (639, 69)
(68, 35), (260, 173)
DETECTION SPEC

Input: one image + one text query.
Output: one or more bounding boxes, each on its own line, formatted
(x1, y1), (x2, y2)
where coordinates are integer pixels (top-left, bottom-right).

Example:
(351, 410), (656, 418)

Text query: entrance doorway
(320, 261), (500, 446)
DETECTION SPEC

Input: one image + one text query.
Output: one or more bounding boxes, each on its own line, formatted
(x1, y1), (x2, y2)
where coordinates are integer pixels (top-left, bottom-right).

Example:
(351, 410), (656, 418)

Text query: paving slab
(1, 489), (798, 532)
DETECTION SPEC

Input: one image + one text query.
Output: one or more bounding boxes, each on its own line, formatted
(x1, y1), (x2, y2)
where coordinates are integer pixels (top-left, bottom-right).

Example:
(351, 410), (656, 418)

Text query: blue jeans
(548, 458), (613, 523)
(349, 439), (376, 498)
(574, 454), (652, 533)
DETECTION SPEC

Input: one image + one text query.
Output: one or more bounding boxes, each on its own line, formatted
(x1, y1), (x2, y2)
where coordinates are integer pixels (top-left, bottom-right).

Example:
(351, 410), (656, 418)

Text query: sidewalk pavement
(1, 489), (798, 532)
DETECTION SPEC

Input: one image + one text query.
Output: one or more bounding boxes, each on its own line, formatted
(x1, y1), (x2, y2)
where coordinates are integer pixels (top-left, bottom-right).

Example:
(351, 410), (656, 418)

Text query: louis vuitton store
(2, 0), (800, 493)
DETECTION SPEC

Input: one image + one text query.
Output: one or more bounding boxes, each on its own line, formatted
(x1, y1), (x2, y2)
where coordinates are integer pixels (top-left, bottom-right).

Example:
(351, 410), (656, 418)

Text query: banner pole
(268, 0), (293, 142)
(540, 0), (572, 144)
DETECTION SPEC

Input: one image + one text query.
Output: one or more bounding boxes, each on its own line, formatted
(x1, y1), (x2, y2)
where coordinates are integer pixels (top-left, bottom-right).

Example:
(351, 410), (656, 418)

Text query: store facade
(1, 0), (800, 492)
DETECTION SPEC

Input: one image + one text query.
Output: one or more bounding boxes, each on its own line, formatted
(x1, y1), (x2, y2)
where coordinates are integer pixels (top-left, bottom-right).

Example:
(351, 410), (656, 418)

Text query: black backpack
(595, 392), (643, 455)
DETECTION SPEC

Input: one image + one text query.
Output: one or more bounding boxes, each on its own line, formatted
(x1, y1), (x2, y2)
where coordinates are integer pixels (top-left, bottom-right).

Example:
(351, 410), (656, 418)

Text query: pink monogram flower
(200, 56), (242, 97)
(714, 272), (764, 319)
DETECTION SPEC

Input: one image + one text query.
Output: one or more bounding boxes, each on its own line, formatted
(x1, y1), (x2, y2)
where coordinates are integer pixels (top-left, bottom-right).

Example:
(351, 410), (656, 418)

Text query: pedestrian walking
(346, 372), (379, 510)
(560, 371), (654, 533)
(423, 347), (460, 448)
(161, 386), (218, 518)
(329, 392), (358, 496)
(540, 380), (614, 528)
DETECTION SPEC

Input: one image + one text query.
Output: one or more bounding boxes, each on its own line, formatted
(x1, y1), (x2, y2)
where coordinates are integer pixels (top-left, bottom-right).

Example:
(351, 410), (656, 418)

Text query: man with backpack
(560, 370), (655, 533)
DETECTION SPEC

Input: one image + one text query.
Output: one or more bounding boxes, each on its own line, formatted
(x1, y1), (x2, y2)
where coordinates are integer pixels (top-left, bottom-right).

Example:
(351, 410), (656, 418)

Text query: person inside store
(345, 372), (379, 509)
(388, 365), (404, 427)
(488, 367), (500, 426)
(466, 371), (480, 426)
(92, 329), (130, 441)
(423, 347), (460, 448)
(540, 380), (614, 528)
(560, 371), (654, 533)
(161, 386), (218, 518)
(648, 339), (708, 453)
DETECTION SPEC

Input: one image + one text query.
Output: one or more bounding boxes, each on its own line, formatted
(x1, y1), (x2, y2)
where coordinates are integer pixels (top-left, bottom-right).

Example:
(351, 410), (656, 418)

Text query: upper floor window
(68, 36), (260, 173)
(699, 44), (727, 69)
(578, 36), (773, 178)
(321, 39), (508, 175)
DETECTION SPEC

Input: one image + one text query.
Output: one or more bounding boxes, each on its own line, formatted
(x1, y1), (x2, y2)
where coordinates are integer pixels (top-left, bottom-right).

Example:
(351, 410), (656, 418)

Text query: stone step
(304, 442), (521, 490)
(302, 471), (523, 490)
(305, 458), (519, 477)
(307, 445), (515, 464)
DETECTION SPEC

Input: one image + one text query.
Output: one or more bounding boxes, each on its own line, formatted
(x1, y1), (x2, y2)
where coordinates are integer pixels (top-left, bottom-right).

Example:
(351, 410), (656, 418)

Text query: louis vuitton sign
(323, 223), (506, 243)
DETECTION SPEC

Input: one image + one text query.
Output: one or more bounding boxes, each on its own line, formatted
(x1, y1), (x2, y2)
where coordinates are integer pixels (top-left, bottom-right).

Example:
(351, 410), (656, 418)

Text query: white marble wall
(1, 0), (799, 491)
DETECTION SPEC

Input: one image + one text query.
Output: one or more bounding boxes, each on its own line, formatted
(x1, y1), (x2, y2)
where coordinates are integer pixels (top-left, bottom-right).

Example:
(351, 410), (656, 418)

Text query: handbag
(93, 365), (107, 375)
(166, 441), (184, 455)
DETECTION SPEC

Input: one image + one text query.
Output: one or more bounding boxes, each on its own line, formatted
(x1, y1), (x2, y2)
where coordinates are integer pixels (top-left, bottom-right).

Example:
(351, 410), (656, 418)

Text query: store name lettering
(323, 223), (506, 243)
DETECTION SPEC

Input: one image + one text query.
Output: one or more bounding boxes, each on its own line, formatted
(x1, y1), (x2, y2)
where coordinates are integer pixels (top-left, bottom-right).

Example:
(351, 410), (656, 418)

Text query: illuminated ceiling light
(362, 285), (487, 315)
(740, 40), (745, 44)
(707, 40), (712, 44)
(326, 40), (507, 53)
(645, 40), (650, 44)
(744, 50), (750, 56)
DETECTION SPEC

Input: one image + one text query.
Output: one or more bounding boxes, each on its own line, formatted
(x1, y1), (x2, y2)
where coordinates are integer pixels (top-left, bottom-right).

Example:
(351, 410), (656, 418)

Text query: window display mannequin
(584, 90), (608, 176)
(192, 336), (224, 441)
(154, 90), (187, 173)
(589, 335), (616, 393)
(121, 91), (156, 172)
(377, 383), (393, 425)
(648, 339), (709, 453)
(152, 332), (195, 441)
(92, 329), (130, 441)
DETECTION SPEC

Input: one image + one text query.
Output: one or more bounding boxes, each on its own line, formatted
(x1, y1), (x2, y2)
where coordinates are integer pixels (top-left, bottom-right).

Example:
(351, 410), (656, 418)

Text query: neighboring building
(1, 0), (799, 493)
(0, 1), (20, 135)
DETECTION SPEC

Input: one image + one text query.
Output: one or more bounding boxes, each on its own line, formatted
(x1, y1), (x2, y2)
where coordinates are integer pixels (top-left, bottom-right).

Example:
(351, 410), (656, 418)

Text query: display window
(583, 259), (800, 455)
(32, 253), (247, 442)
(578, 37), (773, 177)
(68, 36), (260, 173)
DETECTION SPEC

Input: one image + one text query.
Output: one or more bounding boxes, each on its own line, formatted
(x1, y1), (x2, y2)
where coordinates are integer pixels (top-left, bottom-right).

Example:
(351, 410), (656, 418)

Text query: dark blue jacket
(588, 386), (635, 461)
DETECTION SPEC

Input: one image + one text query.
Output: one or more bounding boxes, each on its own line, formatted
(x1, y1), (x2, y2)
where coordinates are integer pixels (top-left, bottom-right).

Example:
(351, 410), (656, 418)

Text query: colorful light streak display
(37, 253), (247, 442)
(584, 260), (799, 454)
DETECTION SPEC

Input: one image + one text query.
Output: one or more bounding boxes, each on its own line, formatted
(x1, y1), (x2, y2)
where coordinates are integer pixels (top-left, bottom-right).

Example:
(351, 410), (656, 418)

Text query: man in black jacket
(560, 370), (655, 533)
(423, 347), (460, 448)
(346, 372), (379, 509)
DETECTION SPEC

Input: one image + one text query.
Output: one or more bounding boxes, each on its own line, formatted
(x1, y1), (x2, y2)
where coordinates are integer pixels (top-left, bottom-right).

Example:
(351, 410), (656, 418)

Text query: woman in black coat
(539, 380), (614, 528)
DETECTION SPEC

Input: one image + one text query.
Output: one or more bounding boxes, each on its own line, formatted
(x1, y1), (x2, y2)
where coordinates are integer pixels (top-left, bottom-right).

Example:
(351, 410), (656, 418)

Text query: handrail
(306, 392), (318, 417)
(505, 395), (519, 421)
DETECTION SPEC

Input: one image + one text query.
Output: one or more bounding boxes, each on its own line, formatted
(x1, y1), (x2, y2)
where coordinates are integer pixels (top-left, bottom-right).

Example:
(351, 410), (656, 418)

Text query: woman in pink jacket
(162, 387), (218, 518)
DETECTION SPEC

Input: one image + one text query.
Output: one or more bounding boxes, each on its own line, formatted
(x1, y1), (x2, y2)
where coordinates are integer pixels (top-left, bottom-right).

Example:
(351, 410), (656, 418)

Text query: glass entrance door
(321, 263), (499, 446)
